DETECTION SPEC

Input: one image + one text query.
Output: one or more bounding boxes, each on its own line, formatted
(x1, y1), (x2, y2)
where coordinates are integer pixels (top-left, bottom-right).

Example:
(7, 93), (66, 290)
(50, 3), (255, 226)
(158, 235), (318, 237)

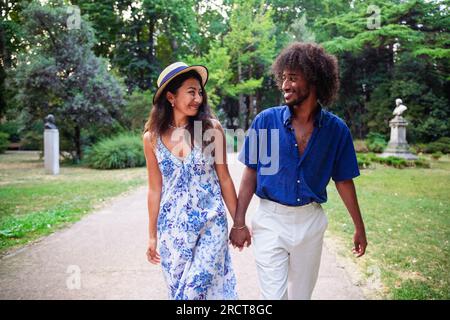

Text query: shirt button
(294, 143), (298, 147)
(297, 180), (300, 183)
(297, 198), (300, 202)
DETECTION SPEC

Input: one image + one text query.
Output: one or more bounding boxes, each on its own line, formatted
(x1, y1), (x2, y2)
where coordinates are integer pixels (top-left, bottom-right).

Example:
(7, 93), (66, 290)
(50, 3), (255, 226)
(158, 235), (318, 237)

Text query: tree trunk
(256, 89), (262, 114)
(0, 25), (11, 68)
(245, 66), (253, 130)
(74, 125), (82, 163)
(246, 95), (252, 129)
(237, 57), (246, 129)
(148, 19), (155, 61)
(0, 22), (10, 117)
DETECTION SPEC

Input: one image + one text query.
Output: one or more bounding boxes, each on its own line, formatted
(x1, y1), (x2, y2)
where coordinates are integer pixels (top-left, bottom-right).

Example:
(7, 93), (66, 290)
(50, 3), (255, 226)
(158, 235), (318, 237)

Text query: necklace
(168, 123), (188, 129)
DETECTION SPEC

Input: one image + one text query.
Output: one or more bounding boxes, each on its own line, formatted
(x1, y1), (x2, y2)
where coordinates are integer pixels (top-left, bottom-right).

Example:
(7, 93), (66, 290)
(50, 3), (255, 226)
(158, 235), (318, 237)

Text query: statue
(393, 98), (407, 117)
(44, 114), (57, 129)
(380, 98), (417, 160)
(44, 114), (59, 174)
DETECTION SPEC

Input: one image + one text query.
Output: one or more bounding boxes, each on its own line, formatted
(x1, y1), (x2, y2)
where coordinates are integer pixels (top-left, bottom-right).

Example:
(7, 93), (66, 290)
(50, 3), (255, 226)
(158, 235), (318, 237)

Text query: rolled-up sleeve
(238, 115), (263, 170)
(332, 126), (360, 182)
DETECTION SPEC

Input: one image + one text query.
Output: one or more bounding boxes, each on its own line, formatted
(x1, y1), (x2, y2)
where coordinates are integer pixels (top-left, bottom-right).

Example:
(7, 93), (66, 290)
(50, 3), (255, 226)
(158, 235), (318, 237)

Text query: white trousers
(251, 199), (328, 300)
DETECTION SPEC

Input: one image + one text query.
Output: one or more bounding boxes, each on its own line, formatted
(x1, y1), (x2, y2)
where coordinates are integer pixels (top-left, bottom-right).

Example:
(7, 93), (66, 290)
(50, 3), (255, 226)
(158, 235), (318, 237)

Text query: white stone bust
(393, 98), (407, 116)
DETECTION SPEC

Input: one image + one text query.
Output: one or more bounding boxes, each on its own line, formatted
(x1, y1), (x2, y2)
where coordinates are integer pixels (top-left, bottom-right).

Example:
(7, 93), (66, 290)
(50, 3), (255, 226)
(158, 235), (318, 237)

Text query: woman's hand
(229, 225), (252, 251)
(146, 238), (160, 264)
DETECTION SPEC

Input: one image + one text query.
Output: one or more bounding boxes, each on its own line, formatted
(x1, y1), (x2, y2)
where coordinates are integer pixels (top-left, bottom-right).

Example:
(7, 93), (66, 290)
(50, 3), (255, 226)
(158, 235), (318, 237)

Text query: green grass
(0, 151), (146, 254)
(323, 155), (450, 299)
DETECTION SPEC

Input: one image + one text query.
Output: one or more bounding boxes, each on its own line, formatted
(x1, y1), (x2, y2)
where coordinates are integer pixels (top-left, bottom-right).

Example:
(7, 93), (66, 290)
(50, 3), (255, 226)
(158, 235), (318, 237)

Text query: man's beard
(285, 87), (311, 108)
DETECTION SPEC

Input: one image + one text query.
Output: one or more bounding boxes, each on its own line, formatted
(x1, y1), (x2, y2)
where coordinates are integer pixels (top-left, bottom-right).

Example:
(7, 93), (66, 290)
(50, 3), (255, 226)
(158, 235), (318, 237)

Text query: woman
(142, 62), (238, 300)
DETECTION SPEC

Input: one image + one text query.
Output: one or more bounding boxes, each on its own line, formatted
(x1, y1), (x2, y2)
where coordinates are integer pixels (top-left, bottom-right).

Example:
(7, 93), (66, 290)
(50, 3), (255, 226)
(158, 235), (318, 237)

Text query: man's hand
(334, 179), (367, 258)
(229, 226), (252, 251)
(352, 229), (367, 257)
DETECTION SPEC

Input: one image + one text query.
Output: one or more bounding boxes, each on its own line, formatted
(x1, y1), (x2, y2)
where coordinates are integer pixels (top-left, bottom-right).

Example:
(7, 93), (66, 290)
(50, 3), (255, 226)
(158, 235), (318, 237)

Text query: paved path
(0, 154), (364, 299)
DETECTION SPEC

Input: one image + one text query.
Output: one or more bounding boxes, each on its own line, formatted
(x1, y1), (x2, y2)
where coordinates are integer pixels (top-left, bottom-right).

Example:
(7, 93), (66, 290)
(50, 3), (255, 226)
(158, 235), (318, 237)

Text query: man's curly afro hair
(272, 42), (340, 106)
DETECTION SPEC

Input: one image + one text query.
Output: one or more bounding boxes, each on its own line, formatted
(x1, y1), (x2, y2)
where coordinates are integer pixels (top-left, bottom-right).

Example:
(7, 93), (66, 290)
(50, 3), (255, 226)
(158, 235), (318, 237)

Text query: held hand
(352, 229), (367, 258)
(146, 238), (160, 264)
(229, 226), (252, 251)
(243, 226), (253, 249)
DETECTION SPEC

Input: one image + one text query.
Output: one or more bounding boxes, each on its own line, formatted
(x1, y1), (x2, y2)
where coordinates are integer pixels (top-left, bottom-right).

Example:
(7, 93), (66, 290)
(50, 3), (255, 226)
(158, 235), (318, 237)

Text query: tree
(268, 0), (350, 50)
(0, 0), (31, 118)
(71, 0), (125, 60)
(186, 45), (234, 113)
(315, 0), (449, 141)
(192, 0), (230, 55)
(11, 0), (124, 161)
(184, 0), (277, 129)
(73, 0), (202, 93)
(111, 0), (201, 93)
(223, 0), (276, 129)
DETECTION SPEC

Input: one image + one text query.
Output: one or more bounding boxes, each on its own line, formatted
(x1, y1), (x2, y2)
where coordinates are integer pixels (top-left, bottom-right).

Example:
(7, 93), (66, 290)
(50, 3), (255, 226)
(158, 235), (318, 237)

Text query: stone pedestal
(380, 115), (418, 160)
(44, 129), (60, 175)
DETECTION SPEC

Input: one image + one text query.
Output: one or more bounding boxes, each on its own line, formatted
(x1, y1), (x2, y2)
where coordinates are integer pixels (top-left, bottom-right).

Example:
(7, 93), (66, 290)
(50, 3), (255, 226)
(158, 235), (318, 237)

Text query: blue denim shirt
(238, 105), (360, 206)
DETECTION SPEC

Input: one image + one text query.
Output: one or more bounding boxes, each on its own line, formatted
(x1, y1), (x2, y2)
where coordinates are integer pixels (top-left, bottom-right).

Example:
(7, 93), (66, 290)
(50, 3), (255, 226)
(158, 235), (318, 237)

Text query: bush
(366, 132), (387, 153)
(414, 158), (431, 168)
(366, 152), (379, 162)
(122, 90), (152, 131)
(411, 143), (427, 154)
(354, 140), (369, 153)
(0, 132), (10, 153)
(424, 137), (450, 154)
(431, 151), (443, 160)
(379, 156), (407, 168)
(366, 132), (387, 143)
(367, 139), (387, 153)
(84, 133), (145, 169)
(377, 156), (431, 169)
(20, 130), (43, 150)
(19, 120), (44, 151)
(0, 121), (21, 142)
(357, 152), (430, 169)
(357, 153), (372, 169)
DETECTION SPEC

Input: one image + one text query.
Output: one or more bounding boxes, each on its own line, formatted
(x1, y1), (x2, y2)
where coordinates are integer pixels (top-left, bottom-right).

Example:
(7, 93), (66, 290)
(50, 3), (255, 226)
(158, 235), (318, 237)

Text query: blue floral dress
(155, 136), (238, 300)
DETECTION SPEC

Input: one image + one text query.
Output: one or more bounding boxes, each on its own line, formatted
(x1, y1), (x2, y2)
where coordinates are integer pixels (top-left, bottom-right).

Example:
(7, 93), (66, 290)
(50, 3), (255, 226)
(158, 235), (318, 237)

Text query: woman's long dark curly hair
(143, 70), (215, 148)
(272, 42), (340, 106)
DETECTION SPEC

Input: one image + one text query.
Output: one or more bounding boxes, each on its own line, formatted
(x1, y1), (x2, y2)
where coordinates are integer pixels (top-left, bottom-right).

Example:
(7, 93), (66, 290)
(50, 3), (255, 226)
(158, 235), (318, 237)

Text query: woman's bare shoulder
(143, 131), (157, 150)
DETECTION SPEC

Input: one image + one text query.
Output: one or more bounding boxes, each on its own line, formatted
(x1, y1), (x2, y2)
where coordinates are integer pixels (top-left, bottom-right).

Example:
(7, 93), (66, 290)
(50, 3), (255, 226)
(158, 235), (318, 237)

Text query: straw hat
(153, 62), (208, 104)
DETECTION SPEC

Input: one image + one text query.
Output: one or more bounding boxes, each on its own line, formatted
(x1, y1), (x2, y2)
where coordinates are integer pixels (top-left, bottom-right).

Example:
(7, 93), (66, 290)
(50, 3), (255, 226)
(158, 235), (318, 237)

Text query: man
(229, 42), (367, 300)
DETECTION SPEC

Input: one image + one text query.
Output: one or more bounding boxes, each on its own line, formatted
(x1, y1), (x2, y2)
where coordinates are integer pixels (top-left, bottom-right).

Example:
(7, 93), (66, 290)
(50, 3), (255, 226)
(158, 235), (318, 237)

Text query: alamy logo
(67, 6), (81, 30)
(164, 121), (281, 175)
(66, 265), (81, 290)
(367, 5), (381, 30)
(246, 128), (280, 175)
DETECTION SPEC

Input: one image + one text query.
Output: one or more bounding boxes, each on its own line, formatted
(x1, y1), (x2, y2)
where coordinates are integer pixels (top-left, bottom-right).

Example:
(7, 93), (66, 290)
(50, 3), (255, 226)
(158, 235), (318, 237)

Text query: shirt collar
(283, 101), (325, 128)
